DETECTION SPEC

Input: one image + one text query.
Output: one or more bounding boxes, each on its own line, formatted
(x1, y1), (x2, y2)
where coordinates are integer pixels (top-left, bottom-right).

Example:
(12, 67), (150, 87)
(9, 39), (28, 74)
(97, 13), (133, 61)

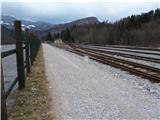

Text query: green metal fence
(1, 20), (41, 120)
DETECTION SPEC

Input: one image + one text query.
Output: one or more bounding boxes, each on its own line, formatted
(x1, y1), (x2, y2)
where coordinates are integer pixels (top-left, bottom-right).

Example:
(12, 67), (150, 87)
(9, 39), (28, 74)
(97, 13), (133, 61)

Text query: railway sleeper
(69, 46), (160, 82)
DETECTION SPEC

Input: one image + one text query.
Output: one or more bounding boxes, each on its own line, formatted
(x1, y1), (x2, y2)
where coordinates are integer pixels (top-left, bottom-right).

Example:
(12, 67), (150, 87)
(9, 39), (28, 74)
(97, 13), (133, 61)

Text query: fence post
(1, 64), (8, 120)
(30, 33), (34, 65)
(14, 20), (25, 90)
(25, 28), (30, 73)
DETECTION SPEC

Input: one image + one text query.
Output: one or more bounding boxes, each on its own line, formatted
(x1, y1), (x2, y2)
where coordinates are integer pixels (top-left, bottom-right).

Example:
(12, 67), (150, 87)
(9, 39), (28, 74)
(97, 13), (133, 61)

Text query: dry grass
(8, 46), (55, 120)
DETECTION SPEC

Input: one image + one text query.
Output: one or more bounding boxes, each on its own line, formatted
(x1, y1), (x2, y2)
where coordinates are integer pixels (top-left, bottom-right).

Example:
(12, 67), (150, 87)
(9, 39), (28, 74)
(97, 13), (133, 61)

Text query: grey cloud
(1, 2), (159, 24)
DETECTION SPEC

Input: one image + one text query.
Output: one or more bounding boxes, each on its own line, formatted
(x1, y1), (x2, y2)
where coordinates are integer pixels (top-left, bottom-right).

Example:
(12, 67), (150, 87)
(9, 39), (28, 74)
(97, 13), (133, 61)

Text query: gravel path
(43, 44), (160, 120)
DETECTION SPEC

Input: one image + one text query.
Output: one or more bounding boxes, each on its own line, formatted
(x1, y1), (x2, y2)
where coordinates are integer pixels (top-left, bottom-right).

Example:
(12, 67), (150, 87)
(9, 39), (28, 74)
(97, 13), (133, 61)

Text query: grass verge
(8, 46), (54, 120)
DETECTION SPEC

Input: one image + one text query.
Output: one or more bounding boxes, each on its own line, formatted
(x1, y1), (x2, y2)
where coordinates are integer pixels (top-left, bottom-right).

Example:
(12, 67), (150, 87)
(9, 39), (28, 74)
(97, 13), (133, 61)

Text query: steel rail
(84, 45), (160, 56)
(103, 45), (160, 51)
(80, 46), (160, 63)
(67, 46), (160, 82)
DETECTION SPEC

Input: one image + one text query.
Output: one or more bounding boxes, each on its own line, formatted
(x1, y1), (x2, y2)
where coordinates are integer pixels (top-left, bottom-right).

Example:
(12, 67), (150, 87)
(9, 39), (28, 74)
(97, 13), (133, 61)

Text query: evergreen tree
(61, 28), (71, 42)
(46, 32), (54, 42)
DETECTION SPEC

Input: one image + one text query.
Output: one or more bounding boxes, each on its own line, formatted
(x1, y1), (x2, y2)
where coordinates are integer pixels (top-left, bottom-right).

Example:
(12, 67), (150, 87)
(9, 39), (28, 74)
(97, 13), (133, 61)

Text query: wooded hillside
(60, 9), (160, 47)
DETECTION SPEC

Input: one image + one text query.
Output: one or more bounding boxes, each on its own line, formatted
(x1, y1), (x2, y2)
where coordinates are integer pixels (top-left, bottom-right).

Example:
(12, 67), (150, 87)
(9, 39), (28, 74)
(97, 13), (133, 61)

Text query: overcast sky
(1, 0), (159, 24)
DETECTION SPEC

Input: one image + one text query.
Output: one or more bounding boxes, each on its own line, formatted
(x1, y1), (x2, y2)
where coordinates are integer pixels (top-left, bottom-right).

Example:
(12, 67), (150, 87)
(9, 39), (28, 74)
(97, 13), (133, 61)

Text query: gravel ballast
(43, 44), (160, 120)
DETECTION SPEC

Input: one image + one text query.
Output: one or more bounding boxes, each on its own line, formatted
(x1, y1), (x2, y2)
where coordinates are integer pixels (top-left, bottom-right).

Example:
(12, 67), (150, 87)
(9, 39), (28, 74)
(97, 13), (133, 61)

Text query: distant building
(54, 39), (62, 44)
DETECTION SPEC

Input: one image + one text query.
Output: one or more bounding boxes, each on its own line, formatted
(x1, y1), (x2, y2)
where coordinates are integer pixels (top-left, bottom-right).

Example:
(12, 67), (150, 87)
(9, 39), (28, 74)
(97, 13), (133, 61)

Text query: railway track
(66, 45), (160, 82)
(103, 45), (160, 51)
(78, 46), (160, 64)
(90, 45), (160, 51)
(84, 45), (160, 56)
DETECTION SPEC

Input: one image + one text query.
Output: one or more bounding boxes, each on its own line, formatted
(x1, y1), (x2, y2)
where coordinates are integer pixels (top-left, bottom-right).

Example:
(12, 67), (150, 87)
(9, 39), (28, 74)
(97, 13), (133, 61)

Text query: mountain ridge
(1, 15), (99, 32)
(36, 16), (100, 40)
(1, 15), (100, 42)
(1, 15), (53, 31)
